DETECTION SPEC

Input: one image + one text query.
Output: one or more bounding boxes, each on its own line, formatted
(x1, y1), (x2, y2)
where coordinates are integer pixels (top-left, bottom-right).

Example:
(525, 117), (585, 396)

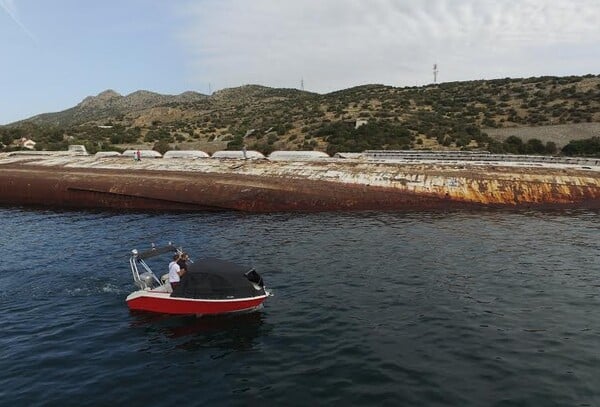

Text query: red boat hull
(126, 290), (268, 315)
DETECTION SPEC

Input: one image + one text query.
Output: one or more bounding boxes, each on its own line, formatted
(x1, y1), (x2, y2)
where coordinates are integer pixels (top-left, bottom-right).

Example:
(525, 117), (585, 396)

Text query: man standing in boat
(168, 253), (186, 291)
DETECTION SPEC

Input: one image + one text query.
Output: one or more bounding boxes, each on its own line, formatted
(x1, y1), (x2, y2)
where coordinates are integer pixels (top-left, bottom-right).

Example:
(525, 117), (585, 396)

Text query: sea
(0, 207), (599, 406)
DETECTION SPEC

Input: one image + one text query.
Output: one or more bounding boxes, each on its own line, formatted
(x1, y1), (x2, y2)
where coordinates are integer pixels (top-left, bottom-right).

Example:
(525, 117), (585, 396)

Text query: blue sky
(1, 0), (599, 124)
(1, 0), (190, 124)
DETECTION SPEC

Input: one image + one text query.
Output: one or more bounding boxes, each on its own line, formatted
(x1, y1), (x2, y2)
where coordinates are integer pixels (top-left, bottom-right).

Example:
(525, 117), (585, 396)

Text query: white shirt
(168, 261), (181, 283)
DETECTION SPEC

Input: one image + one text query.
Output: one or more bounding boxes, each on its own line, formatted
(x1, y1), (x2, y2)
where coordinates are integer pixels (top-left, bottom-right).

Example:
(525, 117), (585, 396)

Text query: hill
(1, 75), (599, 156)
(19, 89), (207, 127)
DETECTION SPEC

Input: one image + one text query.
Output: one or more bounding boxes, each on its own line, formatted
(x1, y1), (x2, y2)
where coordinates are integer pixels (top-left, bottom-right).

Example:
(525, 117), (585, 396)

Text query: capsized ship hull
(0, 154), (599, 211)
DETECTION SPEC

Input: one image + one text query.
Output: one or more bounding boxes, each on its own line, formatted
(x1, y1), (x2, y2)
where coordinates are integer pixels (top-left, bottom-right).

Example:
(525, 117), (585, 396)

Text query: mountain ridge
(3, 74), (600, 156)
(19, 89), (208, 127)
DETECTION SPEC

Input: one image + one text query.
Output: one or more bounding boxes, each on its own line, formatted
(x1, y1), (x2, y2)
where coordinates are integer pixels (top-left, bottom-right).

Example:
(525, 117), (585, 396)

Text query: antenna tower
(300, 78), (304, 91)
(433, 64), (438, 84)
(208, 83), (212, 94)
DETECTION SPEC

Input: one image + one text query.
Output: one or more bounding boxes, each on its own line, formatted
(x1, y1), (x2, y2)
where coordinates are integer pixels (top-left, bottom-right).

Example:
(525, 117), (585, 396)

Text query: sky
(1, 0), (599, 124)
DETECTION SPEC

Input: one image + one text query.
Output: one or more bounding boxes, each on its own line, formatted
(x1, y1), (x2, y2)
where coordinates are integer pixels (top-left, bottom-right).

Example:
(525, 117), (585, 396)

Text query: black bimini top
(171, 258), (265, 300)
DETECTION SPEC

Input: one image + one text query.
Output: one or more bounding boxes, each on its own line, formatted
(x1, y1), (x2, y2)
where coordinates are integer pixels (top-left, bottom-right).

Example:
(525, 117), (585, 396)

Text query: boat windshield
(136, 244), (180, 260)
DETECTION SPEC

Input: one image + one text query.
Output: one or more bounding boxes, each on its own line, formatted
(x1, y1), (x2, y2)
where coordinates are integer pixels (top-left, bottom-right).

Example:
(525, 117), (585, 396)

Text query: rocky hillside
(2, 74), (600, 156)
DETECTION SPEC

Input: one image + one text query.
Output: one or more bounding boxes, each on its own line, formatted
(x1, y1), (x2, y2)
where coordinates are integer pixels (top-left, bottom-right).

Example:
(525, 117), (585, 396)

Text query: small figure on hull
(135, 150), (141, 161)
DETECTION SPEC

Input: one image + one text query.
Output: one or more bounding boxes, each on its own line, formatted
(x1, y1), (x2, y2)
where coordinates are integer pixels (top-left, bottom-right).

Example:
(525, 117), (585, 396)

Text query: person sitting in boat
(168, 254), (186, 291)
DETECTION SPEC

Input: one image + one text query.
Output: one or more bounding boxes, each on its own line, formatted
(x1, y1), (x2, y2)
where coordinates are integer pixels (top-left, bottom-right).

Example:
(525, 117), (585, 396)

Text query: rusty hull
(0, 156), (599, 212)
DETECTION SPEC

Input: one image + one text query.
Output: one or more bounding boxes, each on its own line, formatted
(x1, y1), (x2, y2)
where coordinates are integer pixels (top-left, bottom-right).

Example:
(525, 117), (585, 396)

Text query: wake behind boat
(126, 243), (269, 316)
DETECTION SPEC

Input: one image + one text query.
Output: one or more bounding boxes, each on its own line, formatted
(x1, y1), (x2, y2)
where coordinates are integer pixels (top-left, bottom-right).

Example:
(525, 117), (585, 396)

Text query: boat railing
(130, 249), (162, 290)
(130, 243), (189, 290)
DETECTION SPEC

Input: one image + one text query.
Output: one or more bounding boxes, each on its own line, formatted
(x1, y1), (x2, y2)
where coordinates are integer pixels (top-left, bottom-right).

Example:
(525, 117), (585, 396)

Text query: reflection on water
(129, 310), (268, 352)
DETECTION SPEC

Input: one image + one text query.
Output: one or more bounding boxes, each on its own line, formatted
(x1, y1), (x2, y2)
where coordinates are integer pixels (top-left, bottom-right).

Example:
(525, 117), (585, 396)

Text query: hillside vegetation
(1, 74), (600, 157)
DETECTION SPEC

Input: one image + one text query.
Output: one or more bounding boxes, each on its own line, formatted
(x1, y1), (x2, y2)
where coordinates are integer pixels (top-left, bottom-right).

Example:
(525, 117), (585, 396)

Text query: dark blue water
(1, 207), (599, 406)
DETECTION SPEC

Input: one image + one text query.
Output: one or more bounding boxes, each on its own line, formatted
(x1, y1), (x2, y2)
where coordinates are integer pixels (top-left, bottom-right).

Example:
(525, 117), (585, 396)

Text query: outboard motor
(245, 269), (264, 289)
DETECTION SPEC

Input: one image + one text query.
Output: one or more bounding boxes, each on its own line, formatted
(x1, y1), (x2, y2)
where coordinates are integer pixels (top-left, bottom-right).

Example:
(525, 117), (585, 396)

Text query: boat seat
(160, 274), (173, 293)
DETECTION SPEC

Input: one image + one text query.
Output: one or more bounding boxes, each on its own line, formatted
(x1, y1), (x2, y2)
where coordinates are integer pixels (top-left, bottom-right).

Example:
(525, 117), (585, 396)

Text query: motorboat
(126, 243), (269, 316)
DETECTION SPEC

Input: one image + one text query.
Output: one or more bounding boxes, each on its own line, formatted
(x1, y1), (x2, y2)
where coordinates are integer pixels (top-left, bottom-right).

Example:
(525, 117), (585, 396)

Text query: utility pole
(208, 83), (212, 95)
(300, 78), (304, 91)
(433, 64), (438, 84)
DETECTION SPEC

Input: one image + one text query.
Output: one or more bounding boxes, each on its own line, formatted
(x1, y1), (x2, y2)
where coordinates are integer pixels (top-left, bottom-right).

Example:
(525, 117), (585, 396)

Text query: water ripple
(0, 208), (599, 406)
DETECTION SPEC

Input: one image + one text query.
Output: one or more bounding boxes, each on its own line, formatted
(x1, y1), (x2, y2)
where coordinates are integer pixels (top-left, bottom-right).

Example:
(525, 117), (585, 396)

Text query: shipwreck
(0, 150), (599, 212)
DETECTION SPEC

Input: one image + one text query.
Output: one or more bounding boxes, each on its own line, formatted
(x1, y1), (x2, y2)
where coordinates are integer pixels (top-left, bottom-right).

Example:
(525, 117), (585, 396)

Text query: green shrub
(562, 137), (600, 157)
(153, 140), (170, 155)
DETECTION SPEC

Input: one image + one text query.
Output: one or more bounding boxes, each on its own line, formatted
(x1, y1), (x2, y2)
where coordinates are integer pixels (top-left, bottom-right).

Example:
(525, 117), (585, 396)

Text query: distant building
(97, 125), (113, 129)
(18, 138), (37, 150)
(355, 119), (368, 129)
(68, 145), (89, 155)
